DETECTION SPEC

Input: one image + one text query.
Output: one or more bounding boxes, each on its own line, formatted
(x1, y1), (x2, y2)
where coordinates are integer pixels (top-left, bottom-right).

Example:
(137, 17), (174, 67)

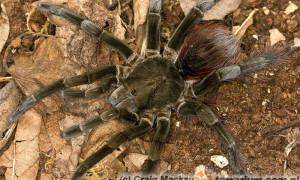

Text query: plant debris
(0, 4), (9, 54)
(269, 28), (286, 46)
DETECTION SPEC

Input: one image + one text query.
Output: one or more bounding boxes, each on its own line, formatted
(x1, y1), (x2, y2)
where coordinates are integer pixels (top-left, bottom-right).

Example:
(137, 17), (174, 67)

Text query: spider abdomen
(176, 22), (240, 81)
(123, 57), (185, 110)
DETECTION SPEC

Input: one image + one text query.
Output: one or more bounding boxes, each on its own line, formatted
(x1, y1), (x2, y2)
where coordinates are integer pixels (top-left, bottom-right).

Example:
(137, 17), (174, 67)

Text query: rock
(210, 155), (229, 168)
(284, 1), (298, 15)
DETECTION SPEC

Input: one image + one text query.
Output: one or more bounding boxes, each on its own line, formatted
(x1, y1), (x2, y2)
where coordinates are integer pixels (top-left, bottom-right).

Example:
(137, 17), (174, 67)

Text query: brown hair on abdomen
(176, 22), (240, 81)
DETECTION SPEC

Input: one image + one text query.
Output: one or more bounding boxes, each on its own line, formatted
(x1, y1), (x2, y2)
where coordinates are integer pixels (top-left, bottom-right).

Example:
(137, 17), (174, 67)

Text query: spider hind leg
(178, 101), (245, 174)
(193, 45), (298, 96)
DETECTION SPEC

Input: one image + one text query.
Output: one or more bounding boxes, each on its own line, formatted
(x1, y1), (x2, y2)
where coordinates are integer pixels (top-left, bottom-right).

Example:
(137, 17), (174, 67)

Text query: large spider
(7, 0), (297, 179)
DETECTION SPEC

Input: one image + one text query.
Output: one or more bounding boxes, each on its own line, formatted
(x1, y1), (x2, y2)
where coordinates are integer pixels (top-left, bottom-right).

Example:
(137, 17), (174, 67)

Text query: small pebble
(252, 34), (258, 40)
(221, 170), (228, 177)
(285, 1), (298, 15)
(262, 7), (270, 15)
(210, 155), (228, 168)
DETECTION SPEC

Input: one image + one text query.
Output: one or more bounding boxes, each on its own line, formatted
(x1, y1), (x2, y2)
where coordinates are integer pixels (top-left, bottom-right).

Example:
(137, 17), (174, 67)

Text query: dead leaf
(269, 28), (286, 46)
(123, 153), (169, 175)
(133, 0), (150, 32)
(124, 153), (147, 172)
(233, 8), (258, 40)
(8, 36), (71, 98)
(0, 109), (42, 179)
(41, 173), (55, 180)
(4, 36), (85, 178)
(0, 82), (21, 156)
(155, 160), (170, 175)
(2, 1), (129, 178)
(284, 128), (300, 171)
(128, 153), (148, 168)
(179, 0), (241, 20)
(109, 158), (126, 178)
(0, 4), (9, 54)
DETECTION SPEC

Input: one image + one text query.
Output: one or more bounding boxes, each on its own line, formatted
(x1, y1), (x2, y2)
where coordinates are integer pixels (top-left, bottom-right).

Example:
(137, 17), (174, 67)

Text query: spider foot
(37, 2), (64, 16)
(37, 1), (84, 26)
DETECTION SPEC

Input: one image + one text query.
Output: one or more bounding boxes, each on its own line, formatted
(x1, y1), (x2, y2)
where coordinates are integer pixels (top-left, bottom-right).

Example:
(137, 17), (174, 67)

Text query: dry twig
(258, 118), (300, 136)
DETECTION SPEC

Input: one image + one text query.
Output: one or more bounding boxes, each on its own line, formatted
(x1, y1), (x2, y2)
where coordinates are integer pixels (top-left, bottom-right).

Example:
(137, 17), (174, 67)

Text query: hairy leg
(36, 2), (141, 64)
(146, 0), (162, 57)
(69, 112), (154, 180)
(164, 0), (220, 60)
(61, 108), (138, 138)
(193, 45), (298, 96)
(143, 109), (171, 174)
(178, 101), (244, 174)
(8, 65), (116, 124)
(61, 74), (117, 99)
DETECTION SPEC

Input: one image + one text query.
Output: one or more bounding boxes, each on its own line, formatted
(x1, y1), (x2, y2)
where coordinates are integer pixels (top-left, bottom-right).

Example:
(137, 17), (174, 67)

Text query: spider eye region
(130, 88), (138, 96)
(123, 57), (185, 110)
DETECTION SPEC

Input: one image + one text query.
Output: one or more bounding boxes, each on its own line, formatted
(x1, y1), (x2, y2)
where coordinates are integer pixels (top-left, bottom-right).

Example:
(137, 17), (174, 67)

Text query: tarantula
(7, 0), (296, 179)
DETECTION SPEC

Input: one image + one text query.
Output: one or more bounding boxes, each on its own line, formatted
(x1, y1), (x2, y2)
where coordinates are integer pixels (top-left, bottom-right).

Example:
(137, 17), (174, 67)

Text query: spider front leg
(69, 112), (154, 180)
(178, 101), (244, 174)
(61, 74), (117, 99)
(61, 107), (137, 138)
(193, 45), (298, 96)
(36, 2), (141, 64)
(8, 65), (117, 124)
(146, 0), (162, 57)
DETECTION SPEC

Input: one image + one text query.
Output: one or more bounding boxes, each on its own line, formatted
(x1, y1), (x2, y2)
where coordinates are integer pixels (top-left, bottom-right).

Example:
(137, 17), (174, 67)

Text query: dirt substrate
(160, 0), (300, 175)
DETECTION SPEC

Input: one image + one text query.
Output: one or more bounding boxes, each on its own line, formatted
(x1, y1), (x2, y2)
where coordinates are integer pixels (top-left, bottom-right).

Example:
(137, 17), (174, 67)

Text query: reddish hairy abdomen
(176, 22), (240, 81)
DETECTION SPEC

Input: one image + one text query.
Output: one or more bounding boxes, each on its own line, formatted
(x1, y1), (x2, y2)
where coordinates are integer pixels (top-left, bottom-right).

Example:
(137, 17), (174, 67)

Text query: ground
(0, 0), (299, 179)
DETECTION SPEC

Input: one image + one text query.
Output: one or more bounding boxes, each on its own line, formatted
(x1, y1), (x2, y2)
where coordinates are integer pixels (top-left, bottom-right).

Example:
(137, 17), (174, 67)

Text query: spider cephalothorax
(7, 0), (297, 179)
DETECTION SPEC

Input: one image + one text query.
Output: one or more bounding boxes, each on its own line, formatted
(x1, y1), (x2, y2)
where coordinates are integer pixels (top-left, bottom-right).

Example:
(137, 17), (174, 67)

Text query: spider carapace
(121, 57), (184, 110)
(6, 0), (297, 179)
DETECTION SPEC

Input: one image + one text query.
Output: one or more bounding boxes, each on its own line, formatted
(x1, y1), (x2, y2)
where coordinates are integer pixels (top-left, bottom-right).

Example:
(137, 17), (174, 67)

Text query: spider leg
(146, 0), (162, 57)
(143, 108), (171, 174)
(69, 112), (154, 180)
(61, 74), (117, 99)
(164, 0), (219, 59)
(8, 65), (117, 124)
(36, 2), (141, 63)
(193, 45), (298, 96)
(178, 101), (244, 174)
(61, 108), (138, 139)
